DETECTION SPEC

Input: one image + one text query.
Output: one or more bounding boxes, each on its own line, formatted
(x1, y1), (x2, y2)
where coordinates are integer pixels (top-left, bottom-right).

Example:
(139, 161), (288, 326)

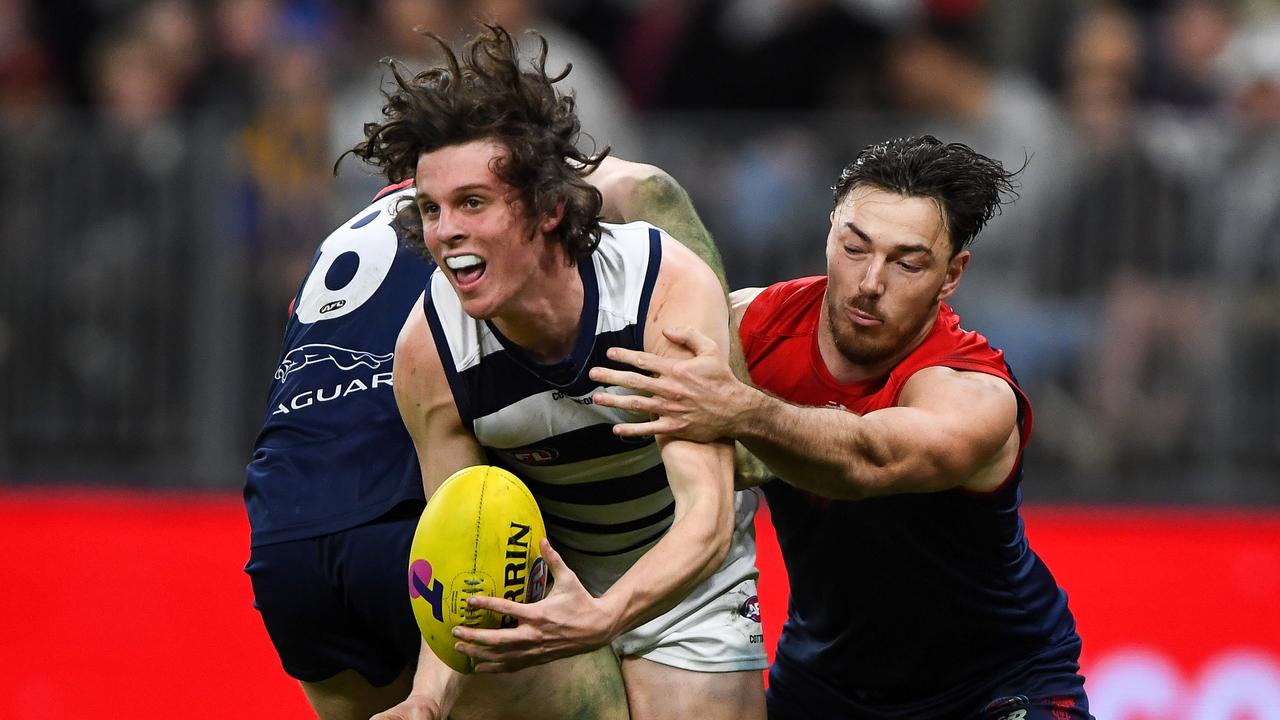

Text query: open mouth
(445, 254), (487, 288)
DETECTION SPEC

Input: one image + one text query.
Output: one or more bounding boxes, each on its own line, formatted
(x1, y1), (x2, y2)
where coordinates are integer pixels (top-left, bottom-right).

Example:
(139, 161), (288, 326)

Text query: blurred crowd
(1, 0), (1278, 496)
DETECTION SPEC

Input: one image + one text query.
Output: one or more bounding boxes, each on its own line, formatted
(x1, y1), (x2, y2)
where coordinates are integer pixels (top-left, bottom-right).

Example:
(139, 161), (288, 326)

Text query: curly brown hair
(344, 24), (608, 262)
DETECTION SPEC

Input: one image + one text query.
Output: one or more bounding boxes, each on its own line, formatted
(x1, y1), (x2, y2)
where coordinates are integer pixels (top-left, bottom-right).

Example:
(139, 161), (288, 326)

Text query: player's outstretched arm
(729, 366), (1020, 498)
(591, 325), (1022, 500)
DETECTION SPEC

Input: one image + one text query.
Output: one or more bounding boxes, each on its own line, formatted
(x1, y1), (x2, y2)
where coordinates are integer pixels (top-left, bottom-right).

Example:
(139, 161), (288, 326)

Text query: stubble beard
(825, 295), (934, 369)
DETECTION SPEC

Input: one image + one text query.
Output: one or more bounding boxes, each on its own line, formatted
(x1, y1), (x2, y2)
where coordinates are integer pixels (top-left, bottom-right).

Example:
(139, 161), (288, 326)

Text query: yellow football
(407, 465), (549, 674)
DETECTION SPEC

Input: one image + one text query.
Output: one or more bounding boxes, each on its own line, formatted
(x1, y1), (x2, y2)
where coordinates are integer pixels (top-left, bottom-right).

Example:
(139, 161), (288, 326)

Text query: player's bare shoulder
(645, 232), (731, 356)
(654, 231), (722, 292)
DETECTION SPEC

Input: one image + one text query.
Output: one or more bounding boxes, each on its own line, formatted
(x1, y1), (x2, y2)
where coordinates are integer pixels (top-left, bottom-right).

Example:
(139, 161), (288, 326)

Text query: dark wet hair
(343, 24), (607, 262)
(832, 135), (1020, 256)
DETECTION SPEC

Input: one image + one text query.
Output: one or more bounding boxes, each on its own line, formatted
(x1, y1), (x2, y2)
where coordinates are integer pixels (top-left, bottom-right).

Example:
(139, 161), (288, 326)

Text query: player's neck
(491, 252), (585, 363)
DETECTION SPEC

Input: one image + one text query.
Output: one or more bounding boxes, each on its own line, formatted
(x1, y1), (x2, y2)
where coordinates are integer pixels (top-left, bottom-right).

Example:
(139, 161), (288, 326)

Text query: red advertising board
(1, 489), (1278, 719)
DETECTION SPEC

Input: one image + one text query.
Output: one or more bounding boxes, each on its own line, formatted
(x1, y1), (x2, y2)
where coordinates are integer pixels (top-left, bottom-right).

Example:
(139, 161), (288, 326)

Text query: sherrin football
(408, 465), (549, 673)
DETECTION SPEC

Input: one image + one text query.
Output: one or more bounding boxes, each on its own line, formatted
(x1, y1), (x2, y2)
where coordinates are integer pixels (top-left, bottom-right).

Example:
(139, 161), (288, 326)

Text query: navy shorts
(246, 501), (425, 686)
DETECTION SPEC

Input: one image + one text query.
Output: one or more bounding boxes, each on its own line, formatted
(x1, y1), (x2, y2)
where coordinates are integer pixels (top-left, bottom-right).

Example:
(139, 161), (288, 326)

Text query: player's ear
(937, 249), (970, 302)
(539, 198), (567, 234)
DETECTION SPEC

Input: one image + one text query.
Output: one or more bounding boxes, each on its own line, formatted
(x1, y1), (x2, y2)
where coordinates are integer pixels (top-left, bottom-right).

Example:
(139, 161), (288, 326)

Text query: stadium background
(1, 0), (1278, 717)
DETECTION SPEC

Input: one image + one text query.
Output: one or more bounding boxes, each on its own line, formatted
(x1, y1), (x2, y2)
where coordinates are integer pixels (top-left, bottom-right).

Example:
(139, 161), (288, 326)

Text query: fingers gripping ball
(408, 465), (549, 673)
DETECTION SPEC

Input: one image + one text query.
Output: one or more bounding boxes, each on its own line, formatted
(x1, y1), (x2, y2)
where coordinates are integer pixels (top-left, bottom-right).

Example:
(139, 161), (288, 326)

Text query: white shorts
(610, 488), (768, 673)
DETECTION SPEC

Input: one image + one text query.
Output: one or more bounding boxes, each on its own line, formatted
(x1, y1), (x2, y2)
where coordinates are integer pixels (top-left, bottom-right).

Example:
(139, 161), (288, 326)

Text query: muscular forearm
(732, 389), (906, 500)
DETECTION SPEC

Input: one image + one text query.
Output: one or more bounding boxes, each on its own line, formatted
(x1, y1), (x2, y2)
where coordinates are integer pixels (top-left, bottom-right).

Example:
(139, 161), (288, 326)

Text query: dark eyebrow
(845, 221), (934, 257)
(844, 221), (872, 244)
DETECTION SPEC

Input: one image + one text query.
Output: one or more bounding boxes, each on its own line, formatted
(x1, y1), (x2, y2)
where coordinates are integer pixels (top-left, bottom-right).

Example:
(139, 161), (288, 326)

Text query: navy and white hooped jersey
(424, 222), (667, 595)
(245, 181), (430, 547)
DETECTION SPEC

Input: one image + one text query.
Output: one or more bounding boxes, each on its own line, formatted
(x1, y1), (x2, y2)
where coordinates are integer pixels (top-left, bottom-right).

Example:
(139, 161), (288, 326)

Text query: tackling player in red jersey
(592, 136), (1092, 719)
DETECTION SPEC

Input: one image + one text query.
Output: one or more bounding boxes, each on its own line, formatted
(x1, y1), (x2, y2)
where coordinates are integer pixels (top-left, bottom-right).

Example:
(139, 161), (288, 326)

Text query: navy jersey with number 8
(246, 181), (431, 547)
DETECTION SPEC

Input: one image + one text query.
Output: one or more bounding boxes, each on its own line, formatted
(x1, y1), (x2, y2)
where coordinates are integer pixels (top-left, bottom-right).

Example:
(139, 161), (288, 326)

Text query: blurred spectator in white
(1146, 0), (1239, 111)
(1182, 15), (1280, 466)
(1035, 4), (1208, 474)
(472, 0), (641, 157)
(1204, 17), (1280, 288)
(1200, 19), (1280, 449)
(332, 0), (637, 172)
(329, 0), (464, 204)
(883, 10), (1070, 386)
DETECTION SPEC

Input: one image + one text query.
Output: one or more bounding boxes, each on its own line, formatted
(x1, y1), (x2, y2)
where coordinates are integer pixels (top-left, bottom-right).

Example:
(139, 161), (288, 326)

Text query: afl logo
(526, 556), (548, 602)
(739, 595), (761, 623)
(511, 448), (558, 465)
(319, 299), (347, 314)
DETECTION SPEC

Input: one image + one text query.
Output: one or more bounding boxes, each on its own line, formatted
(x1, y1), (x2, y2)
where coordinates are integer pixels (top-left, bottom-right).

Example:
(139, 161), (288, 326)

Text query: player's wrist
(727, 384), (768, 438)
(594, 588), (633, 642)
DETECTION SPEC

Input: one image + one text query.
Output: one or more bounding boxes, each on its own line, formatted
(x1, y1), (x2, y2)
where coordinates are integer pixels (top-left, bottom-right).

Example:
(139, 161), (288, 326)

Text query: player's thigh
(622, 656), (765, 720)
(452, 646), (628, 720)
(301, 666), (414, 720)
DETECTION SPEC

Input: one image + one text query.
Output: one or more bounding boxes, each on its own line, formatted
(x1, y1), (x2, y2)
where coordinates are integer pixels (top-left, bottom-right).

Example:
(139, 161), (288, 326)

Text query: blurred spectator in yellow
(237, 30), (340, 389)
(242, 38), (337, 295)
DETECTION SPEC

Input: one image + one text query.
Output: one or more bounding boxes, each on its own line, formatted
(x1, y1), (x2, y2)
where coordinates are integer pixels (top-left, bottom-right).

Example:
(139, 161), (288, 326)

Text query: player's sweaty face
(415, 139), (542, 320)
(822, 187), (957, 370)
